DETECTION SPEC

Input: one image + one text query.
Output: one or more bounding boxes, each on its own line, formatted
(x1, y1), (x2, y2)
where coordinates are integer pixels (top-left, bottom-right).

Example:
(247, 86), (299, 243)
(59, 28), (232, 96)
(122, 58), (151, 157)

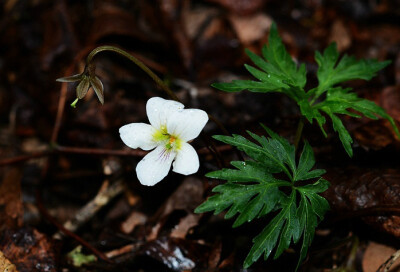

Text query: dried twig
(55, 145), (147, 156)
(0, 151), (52, 166)
(0, 144), (232, 166)
(58, 179), (125, 235)
(36, 191), (112, 263)
(105, 243), (142, 259)
(377, 249), (400, 272)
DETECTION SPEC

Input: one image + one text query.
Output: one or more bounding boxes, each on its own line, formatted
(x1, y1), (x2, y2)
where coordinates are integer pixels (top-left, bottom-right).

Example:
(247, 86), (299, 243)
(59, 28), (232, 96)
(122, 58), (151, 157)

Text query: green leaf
(213, 22), (397, 157)
(68, 245), (97, 267)
(261, 23), (307, 89)
(247, 130), (296, 177)
(306, 43), (396, 157)
(212, 80), (280, 93)
(274, 194), (300, 258)
(308, 87), (400, 156)
(244, 64), (290, 89)
(244, 191), (296, 268)
(196, 160), (290, 226)
(329, 112), (354, 157)
(298, 99), (330, 139)
(212, 134), (292, 179)
(295, 178), (330, 270)
(315, 43), (391, 98)
(197, 128), (329, 270)
(295, 141), (326, 181)
(261, 124), (296, 166)
(212, 23), (307, 101)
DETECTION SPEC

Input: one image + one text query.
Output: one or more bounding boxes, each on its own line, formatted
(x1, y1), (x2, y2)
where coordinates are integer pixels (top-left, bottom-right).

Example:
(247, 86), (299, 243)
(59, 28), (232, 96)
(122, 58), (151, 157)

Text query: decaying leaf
(362, 242), (400, 272)
(147, 177), (204, 241)
(0, 251), (17, 272)
(324, 167), (400, 237)
(0, 228), (56, 272)
(138, 237), (214, 271)
(205, 0), (266, 15)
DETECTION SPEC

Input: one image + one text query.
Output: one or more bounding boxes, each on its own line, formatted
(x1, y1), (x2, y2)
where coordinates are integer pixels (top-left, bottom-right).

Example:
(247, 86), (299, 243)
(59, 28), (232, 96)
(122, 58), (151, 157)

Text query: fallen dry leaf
(89, 3), (147, 44)
(362, 242), (400, 272)
(381, 86), (400, 123)
(120, 211), (148, 234)
(147, 177), (204, 240)
(228, 13), (272, 45)
(329, 19), (352, 52)
(205, 0), (266, 16)
(160, 177), (204, 217)
(0, 250), (17, 272)
(324, 168), (400, 238)
(353, 119), (397, 150)
(0, 228), (57, 272)
(138, 237), (212, 271)
(170, 213), (201, 239)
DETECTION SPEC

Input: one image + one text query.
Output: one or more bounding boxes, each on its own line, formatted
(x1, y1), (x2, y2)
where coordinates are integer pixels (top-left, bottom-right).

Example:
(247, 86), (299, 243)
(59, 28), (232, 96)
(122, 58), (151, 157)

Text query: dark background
(1, 0), (400, 271)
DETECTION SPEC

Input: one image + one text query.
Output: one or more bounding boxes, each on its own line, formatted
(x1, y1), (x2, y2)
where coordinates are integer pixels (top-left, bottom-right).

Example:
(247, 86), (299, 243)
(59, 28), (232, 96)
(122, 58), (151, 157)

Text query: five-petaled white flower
(119, 97), (208, 186)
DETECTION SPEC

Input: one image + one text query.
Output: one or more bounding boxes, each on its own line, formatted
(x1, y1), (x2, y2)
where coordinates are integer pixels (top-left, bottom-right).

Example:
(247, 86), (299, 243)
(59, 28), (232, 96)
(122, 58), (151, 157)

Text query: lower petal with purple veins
(136, 145), (176, 186)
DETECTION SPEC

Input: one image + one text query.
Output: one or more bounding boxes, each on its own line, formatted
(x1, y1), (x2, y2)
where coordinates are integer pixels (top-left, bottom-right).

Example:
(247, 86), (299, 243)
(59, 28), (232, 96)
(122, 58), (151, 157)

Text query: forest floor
(1, 0), (400, 271)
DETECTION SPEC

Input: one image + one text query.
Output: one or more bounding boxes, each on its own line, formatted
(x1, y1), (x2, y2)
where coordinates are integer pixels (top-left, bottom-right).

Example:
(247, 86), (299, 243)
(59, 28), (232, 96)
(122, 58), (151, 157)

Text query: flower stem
(294, 117), (305, 152)
(85, 46), (230, 136)
(85, 45), (237, 164)
(86, 46), (179, 101)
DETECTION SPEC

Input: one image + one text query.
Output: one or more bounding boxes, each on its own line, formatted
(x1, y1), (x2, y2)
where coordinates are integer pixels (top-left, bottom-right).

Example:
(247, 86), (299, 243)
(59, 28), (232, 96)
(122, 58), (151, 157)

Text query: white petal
(136, 145), (176, 186)
(119, 123), (157, 151)
(172, 142), (199, 175)
(147, 97), (184, 130)
(167, 109), (208, 141)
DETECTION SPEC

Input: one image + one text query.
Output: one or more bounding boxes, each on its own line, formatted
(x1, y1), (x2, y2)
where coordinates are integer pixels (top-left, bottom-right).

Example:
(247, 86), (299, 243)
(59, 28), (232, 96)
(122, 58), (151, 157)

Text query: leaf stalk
(294, 117), (305, 151)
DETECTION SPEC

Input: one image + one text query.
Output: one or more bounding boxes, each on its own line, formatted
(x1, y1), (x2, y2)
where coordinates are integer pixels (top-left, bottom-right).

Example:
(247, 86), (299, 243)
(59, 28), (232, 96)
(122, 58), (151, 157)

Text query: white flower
(119, 97), (208, 186)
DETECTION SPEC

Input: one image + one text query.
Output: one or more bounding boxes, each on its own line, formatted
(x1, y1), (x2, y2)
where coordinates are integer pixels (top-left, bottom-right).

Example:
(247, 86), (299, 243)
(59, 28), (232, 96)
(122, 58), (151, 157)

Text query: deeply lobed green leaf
(260, 23), (307, 89)
(307, 87), (400, 156)
(314, 43), (391, 98)
(213, 23), (307, 102)
(212, 22), (397, 157)
(196, 128), (329, 270)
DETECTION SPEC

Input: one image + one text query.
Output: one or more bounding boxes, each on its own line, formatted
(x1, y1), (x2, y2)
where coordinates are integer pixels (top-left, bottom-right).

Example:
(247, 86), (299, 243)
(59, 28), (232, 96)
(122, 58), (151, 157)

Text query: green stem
(86, 45), (179, 101)
(86, 46), (233, 164)
(345, 236), (358, 271)
(294, 117), (305, 152)
(86, 46), (232, 140)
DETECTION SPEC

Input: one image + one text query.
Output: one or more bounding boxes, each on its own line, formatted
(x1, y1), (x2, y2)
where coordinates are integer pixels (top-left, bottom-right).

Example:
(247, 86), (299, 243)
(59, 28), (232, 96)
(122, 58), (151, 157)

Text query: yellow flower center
(152, 129), (181, 151)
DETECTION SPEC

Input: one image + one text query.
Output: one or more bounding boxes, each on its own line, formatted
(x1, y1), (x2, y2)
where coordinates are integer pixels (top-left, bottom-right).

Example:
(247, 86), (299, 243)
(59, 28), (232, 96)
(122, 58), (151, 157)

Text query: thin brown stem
(0, 145), (232, 167)
(105, 244), (142, 259)
(52, 46), (95, 143)
(55, 145), (147, 156)
(0, 151), (52, 166)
